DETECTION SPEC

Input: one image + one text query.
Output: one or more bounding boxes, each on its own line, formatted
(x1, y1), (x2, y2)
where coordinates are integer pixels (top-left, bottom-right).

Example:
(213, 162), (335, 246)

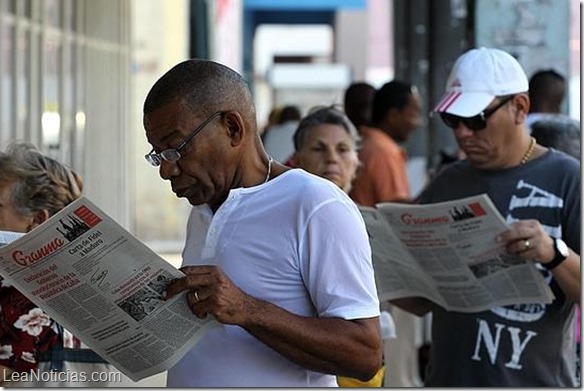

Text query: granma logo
(12, 238), (65, 267)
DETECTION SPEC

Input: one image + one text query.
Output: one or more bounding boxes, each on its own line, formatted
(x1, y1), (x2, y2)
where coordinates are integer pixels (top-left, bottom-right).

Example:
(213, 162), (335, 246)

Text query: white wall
(130, 0), (192, 249)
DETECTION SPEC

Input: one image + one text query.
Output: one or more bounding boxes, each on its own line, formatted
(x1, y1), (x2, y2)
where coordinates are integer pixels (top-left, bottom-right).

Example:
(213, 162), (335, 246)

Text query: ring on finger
(524, 239), (531, 250)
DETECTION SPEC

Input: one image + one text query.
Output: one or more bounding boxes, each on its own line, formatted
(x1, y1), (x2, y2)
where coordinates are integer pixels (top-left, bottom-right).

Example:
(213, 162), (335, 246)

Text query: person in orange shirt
(348, 80), (424, 387)
(349, 80), (422, 206)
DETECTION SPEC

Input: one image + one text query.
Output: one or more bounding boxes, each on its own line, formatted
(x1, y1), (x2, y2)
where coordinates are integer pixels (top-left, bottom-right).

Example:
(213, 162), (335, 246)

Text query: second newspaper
(359, 194), (554, 312)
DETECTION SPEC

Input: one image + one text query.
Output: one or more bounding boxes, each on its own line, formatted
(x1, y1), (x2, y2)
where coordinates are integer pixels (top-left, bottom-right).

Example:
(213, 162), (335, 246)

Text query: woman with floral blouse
(0, 142), (126, 386)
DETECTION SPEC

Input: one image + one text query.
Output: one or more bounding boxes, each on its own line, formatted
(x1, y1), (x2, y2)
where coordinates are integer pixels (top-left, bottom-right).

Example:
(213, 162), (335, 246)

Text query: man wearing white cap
(394, 47), (580, 386)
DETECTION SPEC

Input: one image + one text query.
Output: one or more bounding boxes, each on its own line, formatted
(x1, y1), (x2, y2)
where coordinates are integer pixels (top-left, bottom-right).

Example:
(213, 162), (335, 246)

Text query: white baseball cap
(434, 47), (528, 117)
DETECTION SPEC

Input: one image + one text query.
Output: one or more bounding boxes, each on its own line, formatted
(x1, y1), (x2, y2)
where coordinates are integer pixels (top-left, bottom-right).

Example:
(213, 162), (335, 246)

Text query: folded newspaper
(0, 197), (219, 382)
(359, 194), (555, 312)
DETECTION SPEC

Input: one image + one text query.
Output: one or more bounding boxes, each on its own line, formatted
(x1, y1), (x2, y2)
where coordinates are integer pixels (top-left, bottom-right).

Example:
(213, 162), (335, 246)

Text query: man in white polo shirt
(142, 59), (382, 387)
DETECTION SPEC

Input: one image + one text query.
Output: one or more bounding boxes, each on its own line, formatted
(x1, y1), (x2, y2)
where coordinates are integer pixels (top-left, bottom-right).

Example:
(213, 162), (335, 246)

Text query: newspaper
(359, 194), (555, 312)
(0, 197), (219, 382)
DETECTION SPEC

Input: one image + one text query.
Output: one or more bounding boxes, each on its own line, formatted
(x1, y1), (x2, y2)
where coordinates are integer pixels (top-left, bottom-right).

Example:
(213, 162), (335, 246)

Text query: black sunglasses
(439, 96), (515, 131)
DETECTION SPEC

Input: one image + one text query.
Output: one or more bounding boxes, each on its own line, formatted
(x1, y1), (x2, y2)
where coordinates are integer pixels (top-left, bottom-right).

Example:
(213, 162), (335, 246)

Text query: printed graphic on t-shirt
(471, 179), (564, 370)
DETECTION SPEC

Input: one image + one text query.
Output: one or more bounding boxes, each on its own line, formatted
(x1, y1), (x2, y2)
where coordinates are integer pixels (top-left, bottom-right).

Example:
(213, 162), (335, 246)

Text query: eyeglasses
(145, 111), (224, 167)
(439, 96), (514, 131)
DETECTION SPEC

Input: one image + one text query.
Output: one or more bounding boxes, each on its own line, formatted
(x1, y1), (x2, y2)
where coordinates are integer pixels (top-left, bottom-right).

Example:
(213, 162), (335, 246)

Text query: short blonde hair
(0, 142), (82, 218)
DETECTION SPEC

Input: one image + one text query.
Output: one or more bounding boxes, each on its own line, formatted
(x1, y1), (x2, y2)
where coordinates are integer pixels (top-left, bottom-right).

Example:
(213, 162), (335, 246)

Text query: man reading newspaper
(392, 48), (580, 387)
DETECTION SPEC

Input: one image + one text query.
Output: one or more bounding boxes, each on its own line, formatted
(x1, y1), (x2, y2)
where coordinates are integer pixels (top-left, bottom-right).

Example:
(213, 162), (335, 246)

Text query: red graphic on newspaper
(468, 202), (486, 217)
(449, 202), (486, 221)
(74, 206), (102, 228)
(54, 206), (100, 243)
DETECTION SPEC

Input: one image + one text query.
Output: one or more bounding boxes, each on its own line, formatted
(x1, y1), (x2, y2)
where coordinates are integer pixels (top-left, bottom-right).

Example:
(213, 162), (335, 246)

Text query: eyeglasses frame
(145, 110), (225, 167)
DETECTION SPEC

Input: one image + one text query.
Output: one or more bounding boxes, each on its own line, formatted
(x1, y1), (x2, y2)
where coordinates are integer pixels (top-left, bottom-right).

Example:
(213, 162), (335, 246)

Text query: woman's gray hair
(293, 105), (360, 151)
(0, 142), (83, 218)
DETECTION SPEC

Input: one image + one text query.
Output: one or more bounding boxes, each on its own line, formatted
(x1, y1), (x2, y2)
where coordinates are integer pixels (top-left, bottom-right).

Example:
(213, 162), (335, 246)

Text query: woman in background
(291, 105), (360, 193)
(292, 106), (393, 387)
(0, 142), (127, 387)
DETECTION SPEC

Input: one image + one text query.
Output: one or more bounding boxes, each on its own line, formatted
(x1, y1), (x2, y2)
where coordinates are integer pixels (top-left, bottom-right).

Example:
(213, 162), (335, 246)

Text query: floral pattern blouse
(0, 278), (60, 372)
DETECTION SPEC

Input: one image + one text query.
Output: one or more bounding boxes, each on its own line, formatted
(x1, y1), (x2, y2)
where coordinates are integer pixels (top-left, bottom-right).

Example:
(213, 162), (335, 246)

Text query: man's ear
(513, 94), (530, 124)
(29, 209), (50, 231)
(223, 111), (246, 146)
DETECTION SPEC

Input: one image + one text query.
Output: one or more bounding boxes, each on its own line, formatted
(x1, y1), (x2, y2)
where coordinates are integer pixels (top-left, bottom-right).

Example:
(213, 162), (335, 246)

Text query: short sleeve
(298, 199), (380, 319)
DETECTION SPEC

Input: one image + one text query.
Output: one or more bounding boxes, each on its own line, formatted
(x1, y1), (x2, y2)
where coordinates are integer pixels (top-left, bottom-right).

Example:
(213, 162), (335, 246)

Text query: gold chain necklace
(520, 137), (536, 165)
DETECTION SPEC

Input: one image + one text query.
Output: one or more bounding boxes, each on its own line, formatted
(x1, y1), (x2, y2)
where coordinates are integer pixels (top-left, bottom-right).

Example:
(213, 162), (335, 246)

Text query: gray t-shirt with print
(418, 149), (580, 387)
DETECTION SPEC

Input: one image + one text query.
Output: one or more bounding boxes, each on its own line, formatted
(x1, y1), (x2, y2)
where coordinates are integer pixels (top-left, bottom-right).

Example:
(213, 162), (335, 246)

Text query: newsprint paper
(0, 197), (219, 382)
(359, 194), (554, 312)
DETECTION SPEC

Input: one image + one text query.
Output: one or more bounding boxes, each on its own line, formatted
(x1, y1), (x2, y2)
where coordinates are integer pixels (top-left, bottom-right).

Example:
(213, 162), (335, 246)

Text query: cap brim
(433, 91), (494, 117)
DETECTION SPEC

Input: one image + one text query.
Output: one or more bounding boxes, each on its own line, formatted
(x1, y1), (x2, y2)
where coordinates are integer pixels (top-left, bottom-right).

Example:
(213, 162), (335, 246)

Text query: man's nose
(159, 160), (180, 180)
(325, 149), (340, 162)
(453, 122), (475, 139)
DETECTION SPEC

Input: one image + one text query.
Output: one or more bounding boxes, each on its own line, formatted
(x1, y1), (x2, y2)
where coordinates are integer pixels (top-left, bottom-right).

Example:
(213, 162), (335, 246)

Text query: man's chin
(467, 156), (496, 170)
(174, 189), (204, 205)
(184, 195), (206, 206)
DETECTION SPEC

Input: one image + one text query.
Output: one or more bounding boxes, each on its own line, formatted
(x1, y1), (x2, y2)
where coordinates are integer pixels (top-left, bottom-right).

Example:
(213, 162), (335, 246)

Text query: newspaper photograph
(360, 193), (555, 312)
(0, 197), (219, 382)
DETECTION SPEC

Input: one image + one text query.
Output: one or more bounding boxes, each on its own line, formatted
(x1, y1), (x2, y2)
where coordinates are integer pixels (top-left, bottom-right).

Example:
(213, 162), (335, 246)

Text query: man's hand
(164, 265), (256, 325)
(163, 264), (382, 380)
(497, 219), (556, 264)
(497, 220), (580, 302)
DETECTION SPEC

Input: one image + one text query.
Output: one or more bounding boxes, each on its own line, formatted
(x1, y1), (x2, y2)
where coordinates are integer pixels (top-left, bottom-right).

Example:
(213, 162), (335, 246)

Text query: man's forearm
(241, 298), (382, 381)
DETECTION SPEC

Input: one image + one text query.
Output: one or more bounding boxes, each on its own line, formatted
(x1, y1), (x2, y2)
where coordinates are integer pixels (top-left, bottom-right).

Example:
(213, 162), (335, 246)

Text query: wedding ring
(194, 290), (200, 302)
(524, 239), (531, 250)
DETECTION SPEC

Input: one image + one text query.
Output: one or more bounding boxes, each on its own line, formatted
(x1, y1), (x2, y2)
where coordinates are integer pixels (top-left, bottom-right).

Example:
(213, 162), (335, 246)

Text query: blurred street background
(0, 0), (580, 386)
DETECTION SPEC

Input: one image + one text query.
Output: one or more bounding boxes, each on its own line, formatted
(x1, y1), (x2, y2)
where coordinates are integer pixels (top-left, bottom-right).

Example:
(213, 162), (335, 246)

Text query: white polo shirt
(167, 169), (379, 387)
